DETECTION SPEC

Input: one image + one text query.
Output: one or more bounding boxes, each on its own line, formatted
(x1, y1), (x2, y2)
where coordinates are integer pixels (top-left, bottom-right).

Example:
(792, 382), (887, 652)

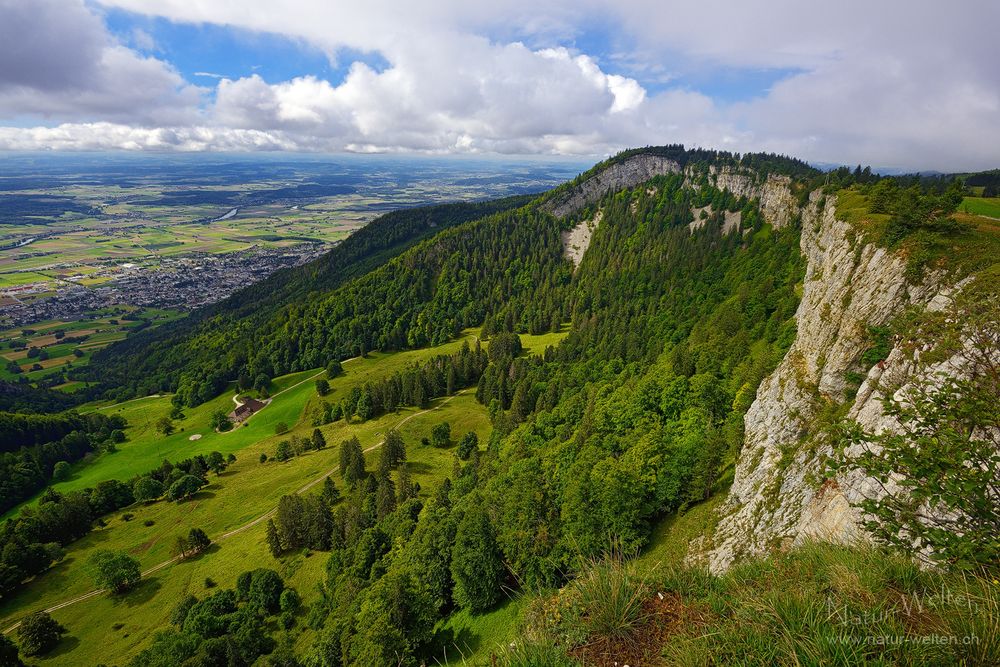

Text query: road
(2, 388), (467, 634)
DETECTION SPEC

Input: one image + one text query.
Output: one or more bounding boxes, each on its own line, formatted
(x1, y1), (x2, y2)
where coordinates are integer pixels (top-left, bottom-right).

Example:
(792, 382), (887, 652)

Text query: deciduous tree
(88, 549), (141, 594)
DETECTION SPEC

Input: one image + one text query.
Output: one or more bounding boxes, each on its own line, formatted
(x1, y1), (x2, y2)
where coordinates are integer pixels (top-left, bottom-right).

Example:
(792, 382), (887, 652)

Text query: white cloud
(130, 27), (157, 52)
(202, 39), (672, 154)
(0, 0), (996, 170)
(0, 0), (201, 125)
(0, 123), (296, 152)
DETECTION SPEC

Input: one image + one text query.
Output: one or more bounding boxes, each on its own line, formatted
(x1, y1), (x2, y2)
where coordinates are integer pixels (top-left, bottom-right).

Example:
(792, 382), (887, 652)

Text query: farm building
(228, 396), (266, 423)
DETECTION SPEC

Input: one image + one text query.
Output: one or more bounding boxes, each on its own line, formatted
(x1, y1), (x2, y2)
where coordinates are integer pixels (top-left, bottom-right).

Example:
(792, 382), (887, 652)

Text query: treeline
(0, 411), (114, 453)
(84, 196), (534, 405)
(309, 341), (489, 427)
(0, 451), (232, 601)
(0, 412), (126, 515)
(0, 380), (77, 414)
(864, 177), (966, 244)
(965, 168), (1000, 196)
(549, 145), (819, 199)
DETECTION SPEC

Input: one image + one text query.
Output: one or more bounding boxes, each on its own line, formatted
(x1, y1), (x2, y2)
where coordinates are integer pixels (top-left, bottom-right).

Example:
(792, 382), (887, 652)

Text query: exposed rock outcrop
(710, 168), (801, 229)
(562, 210), (602, 268)
(702, 192), (962, 572)
(544, 155), (681, 218)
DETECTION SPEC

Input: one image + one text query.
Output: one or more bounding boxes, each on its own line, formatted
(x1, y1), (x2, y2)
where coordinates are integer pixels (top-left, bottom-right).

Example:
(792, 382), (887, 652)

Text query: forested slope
(7, 147), (996, 666)
(85, 149), (823, 410)
(84, 195), (534, 403)
(283, 158), (813, 664)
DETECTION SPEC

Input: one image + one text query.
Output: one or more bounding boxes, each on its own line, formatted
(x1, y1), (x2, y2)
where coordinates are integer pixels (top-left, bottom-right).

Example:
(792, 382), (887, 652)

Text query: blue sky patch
(101, 7), (387, 87)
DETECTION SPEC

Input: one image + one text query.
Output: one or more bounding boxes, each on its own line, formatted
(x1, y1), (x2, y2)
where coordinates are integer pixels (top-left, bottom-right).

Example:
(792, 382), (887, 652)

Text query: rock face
(562, 210), (602, 269)
(703, 192), (960, 572)
(544, 155), (681, 218)
(544, 156), (800, 232)
(710, 168), (801, 229)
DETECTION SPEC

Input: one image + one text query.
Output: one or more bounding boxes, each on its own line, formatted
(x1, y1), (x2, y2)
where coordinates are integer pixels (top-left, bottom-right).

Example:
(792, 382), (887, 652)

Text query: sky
(0, 0), (997, 171)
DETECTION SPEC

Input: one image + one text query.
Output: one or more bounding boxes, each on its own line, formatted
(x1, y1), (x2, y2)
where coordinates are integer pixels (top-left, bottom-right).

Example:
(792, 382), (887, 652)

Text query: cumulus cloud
(0, 0), (997, 170)
(0, 0), (201, 124)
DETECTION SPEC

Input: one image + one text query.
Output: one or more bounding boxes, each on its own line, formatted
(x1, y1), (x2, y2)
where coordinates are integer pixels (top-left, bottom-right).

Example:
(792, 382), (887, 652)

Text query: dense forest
(0, 380), (77, 414)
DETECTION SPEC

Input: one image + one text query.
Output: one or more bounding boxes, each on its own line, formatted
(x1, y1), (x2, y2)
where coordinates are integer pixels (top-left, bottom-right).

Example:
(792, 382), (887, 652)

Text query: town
(0, 242), (329, 327)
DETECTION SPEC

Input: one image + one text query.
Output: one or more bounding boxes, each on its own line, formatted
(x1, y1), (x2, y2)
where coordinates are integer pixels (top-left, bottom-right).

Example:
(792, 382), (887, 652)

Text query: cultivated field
(0, 307), (182, 389)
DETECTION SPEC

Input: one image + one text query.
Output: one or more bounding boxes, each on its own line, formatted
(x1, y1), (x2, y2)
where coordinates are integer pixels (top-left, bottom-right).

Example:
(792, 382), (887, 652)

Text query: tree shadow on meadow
(433, 627), (481, 665)
(405, 461), (434, 475)
(185, 543), (222, 561)
(114, 577), (162, 608)
(41, 634), (80, 659)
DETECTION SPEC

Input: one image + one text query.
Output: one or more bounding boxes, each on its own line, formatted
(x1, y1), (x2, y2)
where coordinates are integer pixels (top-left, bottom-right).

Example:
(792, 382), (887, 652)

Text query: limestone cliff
(543, 154), (681, 218)
(707, 167), (801, 229)
(701, 192), (965, 572)
(546, 157), (972, 571)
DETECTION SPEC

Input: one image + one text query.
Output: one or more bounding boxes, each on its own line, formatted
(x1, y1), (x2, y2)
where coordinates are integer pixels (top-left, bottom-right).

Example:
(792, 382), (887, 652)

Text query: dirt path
(2, 388), (467, 634)
(93, 394), (161, 411)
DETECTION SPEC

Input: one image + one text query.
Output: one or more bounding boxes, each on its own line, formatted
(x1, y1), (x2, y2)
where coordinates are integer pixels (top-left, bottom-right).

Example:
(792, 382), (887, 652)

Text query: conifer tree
(451, 504), (503, 612)
(265, 519), (282, 558)
(339, 437), (366, 489)
(311, 428), (326, 450)
(376, 472), (397, 520)
(321, 476), (340, 506)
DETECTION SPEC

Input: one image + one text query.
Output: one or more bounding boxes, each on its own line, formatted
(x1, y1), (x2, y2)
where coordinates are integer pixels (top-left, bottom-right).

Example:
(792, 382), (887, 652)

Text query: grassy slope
(436, 597), (529, 666)
(836, 188), (1000, 278)
(2, 330), (491, 521)
(0, 330), (566, 666)
(961, 196), (1000, 218)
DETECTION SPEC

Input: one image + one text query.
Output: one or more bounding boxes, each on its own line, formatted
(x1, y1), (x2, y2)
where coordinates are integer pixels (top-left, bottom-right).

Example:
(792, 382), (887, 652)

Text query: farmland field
(0, 307), (182, 389)
(0, 154), (584, 301)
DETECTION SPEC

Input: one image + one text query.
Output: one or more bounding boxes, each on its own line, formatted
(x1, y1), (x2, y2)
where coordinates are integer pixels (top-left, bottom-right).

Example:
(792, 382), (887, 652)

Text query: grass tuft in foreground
(501, 542), (999, 667)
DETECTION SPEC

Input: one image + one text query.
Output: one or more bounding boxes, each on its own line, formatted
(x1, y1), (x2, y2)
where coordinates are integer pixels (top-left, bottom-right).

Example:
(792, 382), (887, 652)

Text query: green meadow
(0, 329), (565, 666)
(961, 196), (1000, 218)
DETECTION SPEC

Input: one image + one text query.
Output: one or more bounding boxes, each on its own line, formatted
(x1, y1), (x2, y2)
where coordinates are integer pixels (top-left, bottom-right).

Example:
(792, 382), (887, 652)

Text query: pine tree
(380, 430), (406, 472)
(265, 519), (282, 558)
(339, 437), (366, 489)
(376, 472), (396, 520)
(397, 465), (415, 503)
(451, 504), (503, 612)
(321, 476), (340, 506)
(357, 386), (374, 421)
(311, 428), (327, 450)
(413, 381), (428, 409)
